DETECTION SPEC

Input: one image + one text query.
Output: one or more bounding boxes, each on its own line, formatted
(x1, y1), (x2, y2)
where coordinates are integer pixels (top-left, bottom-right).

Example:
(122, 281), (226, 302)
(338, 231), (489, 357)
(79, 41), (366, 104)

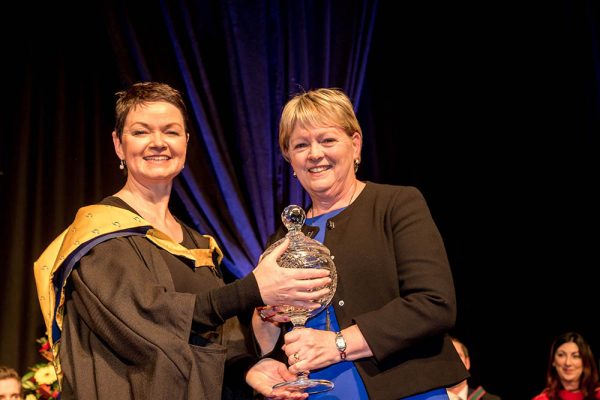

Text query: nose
(564, 356), (573, 366)
(308, 143), (324, 160)
(149, 132), (167, 148)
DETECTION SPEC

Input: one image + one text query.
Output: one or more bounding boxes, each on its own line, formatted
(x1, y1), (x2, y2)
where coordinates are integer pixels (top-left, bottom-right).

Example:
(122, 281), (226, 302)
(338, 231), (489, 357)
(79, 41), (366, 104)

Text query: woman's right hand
(253, 238), (331, 307)
(246, 358), (308, 399)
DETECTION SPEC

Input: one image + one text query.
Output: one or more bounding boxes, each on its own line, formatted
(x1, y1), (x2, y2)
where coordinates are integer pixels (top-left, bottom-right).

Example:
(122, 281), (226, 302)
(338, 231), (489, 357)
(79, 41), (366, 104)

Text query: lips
(559, 368), (580, 379)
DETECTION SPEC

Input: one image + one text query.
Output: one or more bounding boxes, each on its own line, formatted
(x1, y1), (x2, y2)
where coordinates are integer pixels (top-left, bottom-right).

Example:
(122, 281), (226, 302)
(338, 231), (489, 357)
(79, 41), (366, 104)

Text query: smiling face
(112, 101), (188, 186)
(287, 123), (361, 199)
(553, 342), (583, 388)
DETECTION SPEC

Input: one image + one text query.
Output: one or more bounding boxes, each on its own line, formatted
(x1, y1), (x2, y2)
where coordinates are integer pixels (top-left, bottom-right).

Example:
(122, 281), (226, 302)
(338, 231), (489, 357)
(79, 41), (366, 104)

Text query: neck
(114, 184), (172, 224)
(561, 379), (580, 392)
(115, 186), (184, 242)
(310, 180), (361, 218)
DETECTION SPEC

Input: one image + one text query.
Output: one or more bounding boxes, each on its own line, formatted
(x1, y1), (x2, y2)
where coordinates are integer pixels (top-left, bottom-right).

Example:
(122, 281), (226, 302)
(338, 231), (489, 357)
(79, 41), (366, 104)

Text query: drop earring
(354, 159), (360, 173)
(119, 160), (125, 170)
(293, 171), (297, 178)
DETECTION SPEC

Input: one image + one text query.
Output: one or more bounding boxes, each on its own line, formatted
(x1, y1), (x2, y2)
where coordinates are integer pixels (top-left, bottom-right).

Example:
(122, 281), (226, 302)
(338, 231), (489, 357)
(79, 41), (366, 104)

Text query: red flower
(22, 337), (60, 399)
(37, 338), (54, 362)
(38, 383), (54, 398)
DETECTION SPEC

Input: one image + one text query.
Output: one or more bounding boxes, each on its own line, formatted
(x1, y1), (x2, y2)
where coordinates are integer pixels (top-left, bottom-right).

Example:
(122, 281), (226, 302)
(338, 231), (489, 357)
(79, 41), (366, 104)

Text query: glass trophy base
(273, 377), (334, 394)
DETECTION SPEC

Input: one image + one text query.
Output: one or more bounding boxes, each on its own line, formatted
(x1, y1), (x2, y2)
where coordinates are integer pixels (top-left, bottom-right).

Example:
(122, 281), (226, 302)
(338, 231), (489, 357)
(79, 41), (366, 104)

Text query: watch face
(336, 334), (346, 350)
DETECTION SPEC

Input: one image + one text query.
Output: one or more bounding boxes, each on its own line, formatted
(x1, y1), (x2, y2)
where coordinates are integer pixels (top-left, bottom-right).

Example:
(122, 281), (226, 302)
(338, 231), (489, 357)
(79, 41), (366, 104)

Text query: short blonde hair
(278, 88), (362, 161)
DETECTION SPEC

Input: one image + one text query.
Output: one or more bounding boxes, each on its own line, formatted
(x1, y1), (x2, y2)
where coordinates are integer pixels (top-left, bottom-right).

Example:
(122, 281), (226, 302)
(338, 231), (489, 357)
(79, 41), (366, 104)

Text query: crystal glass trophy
(262, 205), (338, 394)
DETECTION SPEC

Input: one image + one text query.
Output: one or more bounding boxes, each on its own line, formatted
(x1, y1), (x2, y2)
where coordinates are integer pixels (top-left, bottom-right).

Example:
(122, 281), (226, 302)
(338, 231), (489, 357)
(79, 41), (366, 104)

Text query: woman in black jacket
(253, 88), (468, 399)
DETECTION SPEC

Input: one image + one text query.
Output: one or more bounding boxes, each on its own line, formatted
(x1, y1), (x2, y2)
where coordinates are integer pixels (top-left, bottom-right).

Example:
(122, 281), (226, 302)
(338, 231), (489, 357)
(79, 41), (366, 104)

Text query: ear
(465, 356), (471, 371)
(351, 132), (362, 162)
(112, 131), (124, 160)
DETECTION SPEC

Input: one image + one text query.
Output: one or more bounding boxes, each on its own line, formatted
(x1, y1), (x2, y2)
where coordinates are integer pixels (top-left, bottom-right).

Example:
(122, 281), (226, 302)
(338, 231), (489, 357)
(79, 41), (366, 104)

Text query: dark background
(1, 1), (598, 399)
(368, 2), (599, 398)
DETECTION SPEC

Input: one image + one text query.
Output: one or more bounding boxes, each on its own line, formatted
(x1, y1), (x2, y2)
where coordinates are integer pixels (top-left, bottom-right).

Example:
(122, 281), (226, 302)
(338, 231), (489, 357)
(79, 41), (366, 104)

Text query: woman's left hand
(282, 328), (339, 374)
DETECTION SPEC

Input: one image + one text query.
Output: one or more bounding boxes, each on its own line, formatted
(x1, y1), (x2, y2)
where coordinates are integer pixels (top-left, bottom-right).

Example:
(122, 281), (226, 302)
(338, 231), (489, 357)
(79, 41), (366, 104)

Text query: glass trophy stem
(290, 317), (307, 328)
(291, 324), (309, 382)
(296, 370), (310, 382)
(272, 323), (334, 394)
(289, 321), (307, 381)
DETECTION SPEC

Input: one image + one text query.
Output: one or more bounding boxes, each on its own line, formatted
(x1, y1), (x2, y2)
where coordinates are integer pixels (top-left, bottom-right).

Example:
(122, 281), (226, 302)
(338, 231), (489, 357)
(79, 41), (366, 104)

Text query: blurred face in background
(451, 339), (471, 371)
(553, 342), (583, 388)
(0, 377), (22, 400)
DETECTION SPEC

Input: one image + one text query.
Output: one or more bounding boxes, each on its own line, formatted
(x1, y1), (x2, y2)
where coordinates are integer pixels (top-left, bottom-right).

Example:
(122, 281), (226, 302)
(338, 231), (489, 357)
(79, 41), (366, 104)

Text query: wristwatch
(335, 331), (347, 360)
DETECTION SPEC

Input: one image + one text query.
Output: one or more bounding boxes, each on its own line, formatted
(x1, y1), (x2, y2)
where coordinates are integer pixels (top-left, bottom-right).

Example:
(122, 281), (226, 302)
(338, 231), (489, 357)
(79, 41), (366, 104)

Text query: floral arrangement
(21, 336), (60, 399)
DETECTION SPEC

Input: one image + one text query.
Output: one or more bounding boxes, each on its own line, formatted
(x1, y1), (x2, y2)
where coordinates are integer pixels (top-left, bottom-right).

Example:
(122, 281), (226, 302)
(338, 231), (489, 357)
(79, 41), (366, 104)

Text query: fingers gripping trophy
(261, 205), (338, 394)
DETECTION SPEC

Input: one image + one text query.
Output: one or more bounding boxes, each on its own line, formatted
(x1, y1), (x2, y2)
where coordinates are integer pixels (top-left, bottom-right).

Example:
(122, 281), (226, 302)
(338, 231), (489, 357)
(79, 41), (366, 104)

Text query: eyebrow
(128, 122), (184, 130)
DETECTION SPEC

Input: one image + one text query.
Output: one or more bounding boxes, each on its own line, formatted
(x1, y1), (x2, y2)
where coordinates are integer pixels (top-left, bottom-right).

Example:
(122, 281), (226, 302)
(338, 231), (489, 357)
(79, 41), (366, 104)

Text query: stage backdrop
(1, 1), (598, 399)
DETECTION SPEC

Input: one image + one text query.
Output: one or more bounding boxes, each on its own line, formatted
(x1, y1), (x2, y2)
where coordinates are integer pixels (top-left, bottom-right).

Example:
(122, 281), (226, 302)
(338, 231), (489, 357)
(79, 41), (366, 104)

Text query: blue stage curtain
(103, 0), (379, 277)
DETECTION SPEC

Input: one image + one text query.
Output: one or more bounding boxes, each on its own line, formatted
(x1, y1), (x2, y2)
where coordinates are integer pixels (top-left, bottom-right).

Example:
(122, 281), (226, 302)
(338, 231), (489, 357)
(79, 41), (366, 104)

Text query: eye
(165, 130), (182, 136)
(292, 142), (308, 150)
(132, 130), (149, 136)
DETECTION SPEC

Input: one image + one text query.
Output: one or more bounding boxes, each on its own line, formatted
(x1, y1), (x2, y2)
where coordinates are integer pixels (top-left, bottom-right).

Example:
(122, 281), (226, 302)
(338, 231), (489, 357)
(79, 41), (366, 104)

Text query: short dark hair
(114, 82), (188, 140)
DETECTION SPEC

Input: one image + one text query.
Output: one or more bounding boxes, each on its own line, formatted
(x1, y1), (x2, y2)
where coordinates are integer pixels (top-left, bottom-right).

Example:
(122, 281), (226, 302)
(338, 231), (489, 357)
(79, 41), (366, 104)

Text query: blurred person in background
(532, 332), (600, 400)
(446, 337), (501, 400)
(0, 366), (22, 400)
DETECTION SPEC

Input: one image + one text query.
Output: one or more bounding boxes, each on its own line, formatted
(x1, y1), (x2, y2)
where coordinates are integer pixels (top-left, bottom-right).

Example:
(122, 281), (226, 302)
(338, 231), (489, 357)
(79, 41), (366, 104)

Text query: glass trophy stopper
(282, 204), (306, 232)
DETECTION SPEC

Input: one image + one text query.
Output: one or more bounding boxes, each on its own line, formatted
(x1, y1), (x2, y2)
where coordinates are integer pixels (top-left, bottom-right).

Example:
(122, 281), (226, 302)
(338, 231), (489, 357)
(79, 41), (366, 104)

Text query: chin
(306, 179), (335, 191)
(145, 166), (182, 177)
(138, 171), (180, 182)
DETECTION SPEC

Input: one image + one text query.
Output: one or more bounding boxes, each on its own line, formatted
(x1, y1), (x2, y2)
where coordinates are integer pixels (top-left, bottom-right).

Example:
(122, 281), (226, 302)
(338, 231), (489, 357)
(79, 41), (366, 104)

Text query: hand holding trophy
(261, 205), (338, 394)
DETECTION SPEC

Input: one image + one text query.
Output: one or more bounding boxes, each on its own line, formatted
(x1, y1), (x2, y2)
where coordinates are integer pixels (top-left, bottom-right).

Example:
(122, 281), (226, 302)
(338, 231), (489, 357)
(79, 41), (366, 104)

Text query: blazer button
(338, 300), (345, 306)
